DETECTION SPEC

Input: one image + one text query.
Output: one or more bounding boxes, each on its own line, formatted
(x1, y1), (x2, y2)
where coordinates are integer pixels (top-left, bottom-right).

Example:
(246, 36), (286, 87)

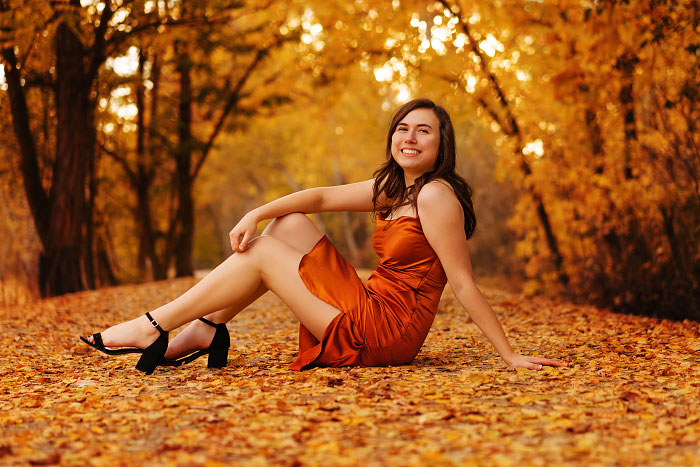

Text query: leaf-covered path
(1, 278), (699, 466)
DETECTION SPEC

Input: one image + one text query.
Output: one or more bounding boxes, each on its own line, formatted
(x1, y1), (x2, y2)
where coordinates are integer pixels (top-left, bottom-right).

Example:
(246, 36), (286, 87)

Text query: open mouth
(401, 149), (420, 155)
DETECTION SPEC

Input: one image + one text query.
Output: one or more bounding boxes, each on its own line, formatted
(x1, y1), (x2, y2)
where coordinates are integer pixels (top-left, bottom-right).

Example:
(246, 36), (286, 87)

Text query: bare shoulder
(417, 179), (468, 259)
(417, 179), (461, 216)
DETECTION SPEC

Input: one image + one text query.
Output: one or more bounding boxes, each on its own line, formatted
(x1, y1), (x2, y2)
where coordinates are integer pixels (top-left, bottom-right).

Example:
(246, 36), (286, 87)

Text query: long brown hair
(372, 98), (476, 239)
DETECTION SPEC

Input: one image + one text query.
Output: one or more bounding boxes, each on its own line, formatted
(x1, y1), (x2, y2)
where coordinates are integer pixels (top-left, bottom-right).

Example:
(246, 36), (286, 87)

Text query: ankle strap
(199, 317), (218, 328)
(145, 312), (165, 332)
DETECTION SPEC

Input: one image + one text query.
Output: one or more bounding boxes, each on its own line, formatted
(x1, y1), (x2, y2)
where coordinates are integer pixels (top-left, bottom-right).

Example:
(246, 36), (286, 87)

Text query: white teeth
(402, 149), (419, 155)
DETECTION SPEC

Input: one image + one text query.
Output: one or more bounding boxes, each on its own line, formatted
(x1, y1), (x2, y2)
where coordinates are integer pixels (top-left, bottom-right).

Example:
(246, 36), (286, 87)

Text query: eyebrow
(397, 122), (433, 129)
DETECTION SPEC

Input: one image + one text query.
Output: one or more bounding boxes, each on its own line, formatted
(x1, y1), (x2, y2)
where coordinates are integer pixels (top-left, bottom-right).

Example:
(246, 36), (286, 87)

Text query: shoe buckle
(145, 311), (161, 330)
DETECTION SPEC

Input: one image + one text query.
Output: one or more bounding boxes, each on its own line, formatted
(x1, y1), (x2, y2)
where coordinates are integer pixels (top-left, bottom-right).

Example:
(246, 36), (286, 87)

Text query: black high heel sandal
(160, 317), (230, 368)
(80, 311), (168, 375)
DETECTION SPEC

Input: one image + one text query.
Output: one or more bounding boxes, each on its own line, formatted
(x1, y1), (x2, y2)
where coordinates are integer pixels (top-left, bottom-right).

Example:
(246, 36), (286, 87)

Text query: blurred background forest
(0, 0), (698, 320)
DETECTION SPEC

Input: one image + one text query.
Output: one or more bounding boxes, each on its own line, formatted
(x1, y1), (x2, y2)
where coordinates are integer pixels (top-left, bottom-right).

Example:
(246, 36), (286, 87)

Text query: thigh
(247, 235), (341, 340)
(262, 213), (324, 254)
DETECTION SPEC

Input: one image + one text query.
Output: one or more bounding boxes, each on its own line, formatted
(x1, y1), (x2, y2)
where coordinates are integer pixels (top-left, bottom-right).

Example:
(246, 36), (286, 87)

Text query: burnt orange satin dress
(290, 213), (447, 370)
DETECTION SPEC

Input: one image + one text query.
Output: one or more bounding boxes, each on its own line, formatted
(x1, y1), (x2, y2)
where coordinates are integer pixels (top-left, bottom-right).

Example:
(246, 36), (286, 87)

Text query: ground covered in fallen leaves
(1, 277), (699, 466)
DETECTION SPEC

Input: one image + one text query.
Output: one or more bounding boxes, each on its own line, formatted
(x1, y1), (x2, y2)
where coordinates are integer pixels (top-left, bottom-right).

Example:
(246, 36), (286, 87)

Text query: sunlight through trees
(1, 0), (698, 318)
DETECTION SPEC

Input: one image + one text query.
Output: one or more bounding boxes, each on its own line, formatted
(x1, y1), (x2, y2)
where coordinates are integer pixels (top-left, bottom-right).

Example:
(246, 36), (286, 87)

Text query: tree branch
(102, 18), (219, 56)
(86, 0), (114, 85)
(191, 47), (268, 179)
(438, 0), (519, 136)
(99, 142), (138, 186)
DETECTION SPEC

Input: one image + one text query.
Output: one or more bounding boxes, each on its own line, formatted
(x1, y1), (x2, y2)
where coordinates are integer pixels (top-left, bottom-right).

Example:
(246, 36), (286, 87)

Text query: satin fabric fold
(290, 214), (447, 371)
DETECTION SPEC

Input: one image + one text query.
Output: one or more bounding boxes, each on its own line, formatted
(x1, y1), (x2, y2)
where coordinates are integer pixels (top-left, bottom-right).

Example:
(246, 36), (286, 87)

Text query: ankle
(140, 315), (165, 338)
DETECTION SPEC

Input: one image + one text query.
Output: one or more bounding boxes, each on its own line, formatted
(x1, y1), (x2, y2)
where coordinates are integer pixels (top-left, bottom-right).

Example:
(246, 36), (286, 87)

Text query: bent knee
(247, 235), (291, 258)
(247, 235), (304, 272)
(262, 213), (323, 252)
(246, 234), (277, 252)
(265, 213), (311, 235)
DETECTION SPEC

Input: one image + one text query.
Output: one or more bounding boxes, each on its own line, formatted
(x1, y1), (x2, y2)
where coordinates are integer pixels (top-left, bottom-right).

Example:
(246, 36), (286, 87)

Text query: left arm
(418, 182), (564, 370)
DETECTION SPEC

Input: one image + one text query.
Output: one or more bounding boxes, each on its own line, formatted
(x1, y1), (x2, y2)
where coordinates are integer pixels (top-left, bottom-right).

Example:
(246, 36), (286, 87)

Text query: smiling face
(390, 108), (441, 185)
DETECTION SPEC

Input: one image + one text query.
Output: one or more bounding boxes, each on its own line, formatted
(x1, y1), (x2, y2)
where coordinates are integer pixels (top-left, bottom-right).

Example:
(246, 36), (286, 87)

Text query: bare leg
(163, 283), (267, 359)
(165, 214), (325, 358)
(91, 214), (338, 352)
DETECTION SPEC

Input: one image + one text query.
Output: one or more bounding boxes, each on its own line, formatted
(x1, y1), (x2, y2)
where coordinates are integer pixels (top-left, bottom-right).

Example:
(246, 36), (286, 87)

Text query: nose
(404, 129), (417, 143)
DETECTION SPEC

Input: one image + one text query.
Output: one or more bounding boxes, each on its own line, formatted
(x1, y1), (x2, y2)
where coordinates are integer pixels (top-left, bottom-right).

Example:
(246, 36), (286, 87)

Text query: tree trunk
(39, 20), (95, 295)
(95, 231), (118, 286)
(134, 49), (166, 280)
(1, 43), (49, 250)
(136, 49), (149, 280)
(135, 176), (165, 279)
(84, 140), (97, 289)
(175, 166), (195, 277)
(580, 84), (605, 174)
(3, 13), (95, 296)
(616, 51), (639, 180)
(332, 154), (361, 264)
(174, 41), (195, 277)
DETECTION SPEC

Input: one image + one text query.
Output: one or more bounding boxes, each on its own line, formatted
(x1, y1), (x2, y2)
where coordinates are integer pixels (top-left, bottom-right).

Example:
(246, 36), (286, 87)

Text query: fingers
(229, 230), (239, 252)
(239, 231), (251, 251)
(510, 355), (567, 370)
(229, 228), (253, 252)
(229, 228), (245, 252)
(510, 359), (543, 370)
(527, 356), (567, 367)
(518, 361), (544, 370)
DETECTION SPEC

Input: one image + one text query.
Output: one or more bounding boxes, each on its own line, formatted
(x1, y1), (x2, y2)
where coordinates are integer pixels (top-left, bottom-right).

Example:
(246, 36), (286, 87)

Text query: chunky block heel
(135, 321), (169, 375)
(207, 347), (228, 368)
(207, 322), (230, 368)
(161, 317), (230, 368)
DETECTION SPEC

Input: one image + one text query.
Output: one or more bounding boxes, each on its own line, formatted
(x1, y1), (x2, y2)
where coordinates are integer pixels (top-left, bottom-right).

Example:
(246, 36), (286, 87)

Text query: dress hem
(290, 235), (358, 371)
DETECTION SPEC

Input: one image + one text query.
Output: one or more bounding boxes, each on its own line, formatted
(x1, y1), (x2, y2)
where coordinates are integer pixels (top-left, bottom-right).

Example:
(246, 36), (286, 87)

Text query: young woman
(81, 98), (564, 374)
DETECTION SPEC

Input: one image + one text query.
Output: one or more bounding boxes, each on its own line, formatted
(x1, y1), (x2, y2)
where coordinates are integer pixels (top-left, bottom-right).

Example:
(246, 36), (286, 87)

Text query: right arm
(230, 179), (381, 251)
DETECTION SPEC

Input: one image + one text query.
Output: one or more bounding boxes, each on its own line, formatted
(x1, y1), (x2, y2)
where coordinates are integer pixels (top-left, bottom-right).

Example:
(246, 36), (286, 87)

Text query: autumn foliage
(497, 1), (700, 319)
(1, 279), (699, 465)
(1, 0), (699, 319)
